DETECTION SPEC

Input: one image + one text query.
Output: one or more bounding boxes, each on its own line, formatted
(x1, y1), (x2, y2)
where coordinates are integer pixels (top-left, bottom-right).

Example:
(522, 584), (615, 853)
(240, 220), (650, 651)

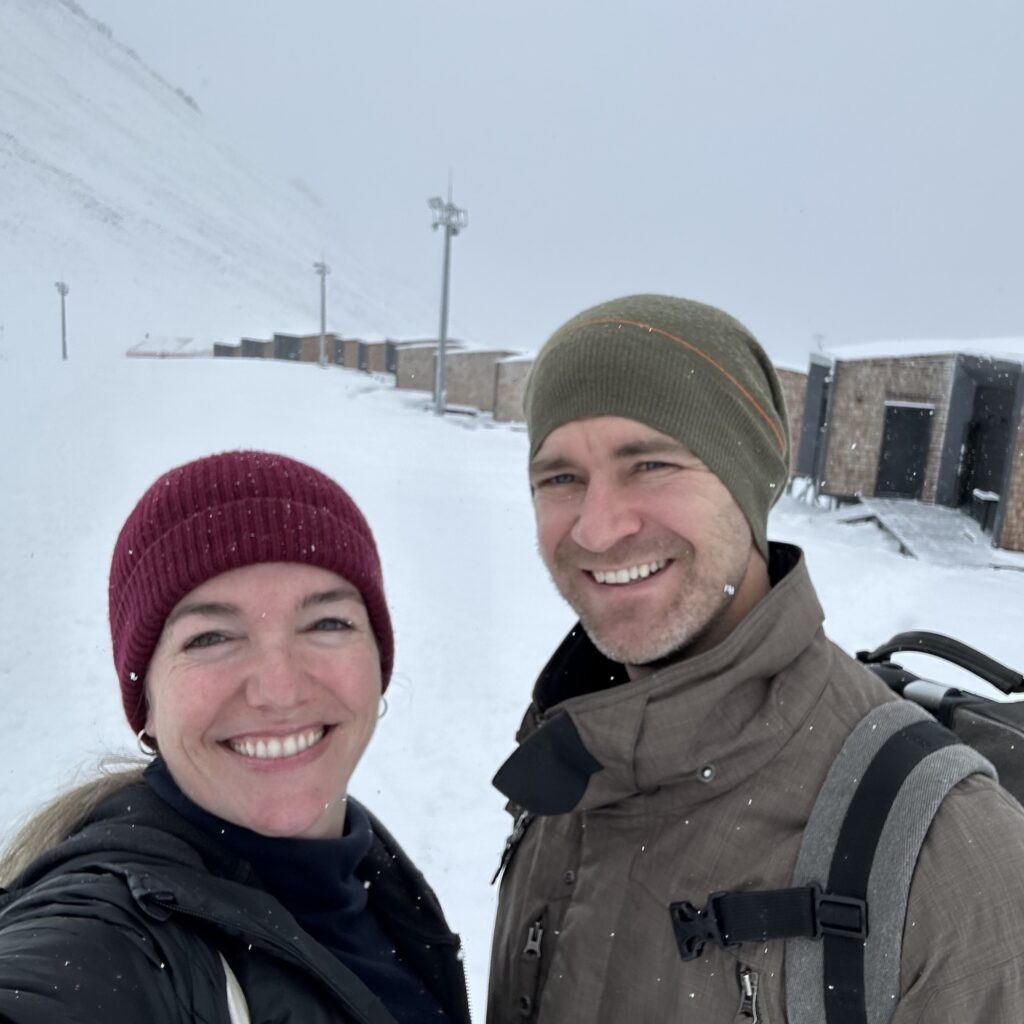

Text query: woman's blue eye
(185, 631), (227, 650)
(311, 617), (353, 632)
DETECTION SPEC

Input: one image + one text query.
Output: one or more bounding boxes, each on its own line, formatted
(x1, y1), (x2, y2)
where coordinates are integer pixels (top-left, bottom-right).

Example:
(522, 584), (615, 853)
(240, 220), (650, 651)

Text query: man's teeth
(229, 726), (326, 760)
(591, 560), (668, 585)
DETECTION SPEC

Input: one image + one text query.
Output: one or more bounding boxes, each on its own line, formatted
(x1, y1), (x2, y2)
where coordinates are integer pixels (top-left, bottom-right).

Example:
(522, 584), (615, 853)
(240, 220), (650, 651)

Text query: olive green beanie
(524, 294), (790, 561)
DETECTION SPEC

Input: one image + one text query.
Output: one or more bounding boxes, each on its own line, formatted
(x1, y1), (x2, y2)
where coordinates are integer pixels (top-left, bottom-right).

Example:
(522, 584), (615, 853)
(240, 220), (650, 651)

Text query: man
(487, 294), (1024, 1023)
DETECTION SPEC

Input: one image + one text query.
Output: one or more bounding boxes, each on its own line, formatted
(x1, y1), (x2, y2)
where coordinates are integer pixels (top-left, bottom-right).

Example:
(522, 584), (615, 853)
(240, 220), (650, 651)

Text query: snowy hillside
(0, 0), (431, 361)
(3, 355), (1024, 1006)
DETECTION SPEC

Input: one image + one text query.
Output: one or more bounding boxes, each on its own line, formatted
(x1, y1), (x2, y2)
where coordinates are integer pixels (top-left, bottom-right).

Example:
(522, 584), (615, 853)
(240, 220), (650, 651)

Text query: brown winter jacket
(487, 544), (1024, 1023)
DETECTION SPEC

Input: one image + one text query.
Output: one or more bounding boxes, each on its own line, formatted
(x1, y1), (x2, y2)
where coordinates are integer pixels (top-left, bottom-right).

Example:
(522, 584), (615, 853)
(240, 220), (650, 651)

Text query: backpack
(669, 631), (1024, 1024)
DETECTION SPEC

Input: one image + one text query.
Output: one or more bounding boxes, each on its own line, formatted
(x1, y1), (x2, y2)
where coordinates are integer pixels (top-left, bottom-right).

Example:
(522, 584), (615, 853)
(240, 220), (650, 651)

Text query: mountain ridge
(0, 0), (430, 361)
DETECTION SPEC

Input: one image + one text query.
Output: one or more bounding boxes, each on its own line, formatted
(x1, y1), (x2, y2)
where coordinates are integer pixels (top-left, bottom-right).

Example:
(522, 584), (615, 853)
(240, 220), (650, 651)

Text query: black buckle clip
(669, 892), (733, 962)
(813, 887), (868, 940)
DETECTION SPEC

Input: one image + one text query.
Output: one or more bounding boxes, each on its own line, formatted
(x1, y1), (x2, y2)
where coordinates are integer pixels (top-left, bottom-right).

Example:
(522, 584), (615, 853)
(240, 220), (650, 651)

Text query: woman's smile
(226, 724), (329, 761)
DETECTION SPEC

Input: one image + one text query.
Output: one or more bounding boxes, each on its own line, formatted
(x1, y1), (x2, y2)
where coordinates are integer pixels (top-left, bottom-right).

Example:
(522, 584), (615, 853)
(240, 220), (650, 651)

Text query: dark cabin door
(875, 404), (933, 499)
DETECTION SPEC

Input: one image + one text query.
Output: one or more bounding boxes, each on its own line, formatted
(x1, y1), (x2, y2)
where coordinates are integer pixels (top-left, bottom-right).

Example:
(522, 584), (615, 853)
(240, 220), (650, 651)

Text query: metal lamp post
(55, 281), (69, 360)
(313, 261), (331, 368)
(428, 186), (468, 415)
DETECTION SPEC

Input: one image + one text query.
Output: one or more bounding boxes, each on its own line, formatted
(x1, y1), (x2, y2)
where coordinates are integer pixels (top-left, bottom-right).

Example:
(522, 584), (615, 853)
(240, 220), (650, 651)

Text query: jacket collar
(494, 543), (831, 815)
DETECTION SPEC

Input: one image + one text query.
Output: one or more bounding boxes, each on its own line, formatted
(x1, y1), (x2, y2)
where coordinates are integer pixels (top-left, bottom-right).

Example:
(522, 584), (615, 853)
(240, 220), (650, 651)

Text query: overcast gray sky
(81, 0), (1024, 363)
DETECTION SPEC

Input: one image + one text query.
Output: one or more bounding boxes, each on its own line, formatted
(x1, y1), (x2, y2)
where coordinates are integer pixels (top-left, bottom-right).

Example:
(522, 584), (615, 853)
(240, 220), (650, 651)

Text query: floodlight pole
(313, 261), (331, 368)
(55, 281), (69, 361)
(428, 184), (468, 415)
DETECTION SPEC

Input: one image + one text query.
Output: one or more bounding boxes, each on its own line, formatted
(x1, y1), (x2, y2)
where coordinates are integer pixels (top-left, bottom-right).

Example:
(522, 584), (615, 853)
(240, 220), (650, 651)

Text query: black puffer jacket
(0, 783), (470, 1024)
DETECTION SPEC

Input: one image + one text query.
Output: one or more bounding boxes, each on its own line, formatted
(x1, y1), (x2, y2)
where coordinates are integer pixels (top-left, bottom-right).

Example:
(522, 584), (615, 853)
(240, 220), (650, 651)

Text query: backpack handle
(857, 631), (1024, 695)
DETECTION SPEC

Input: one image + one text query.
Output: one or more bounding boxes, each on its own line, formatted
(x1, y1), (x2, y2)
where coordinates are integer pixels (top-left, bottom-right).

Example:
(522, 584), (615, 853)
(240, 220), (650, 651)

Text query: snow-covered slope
(0, 0), (430, 360)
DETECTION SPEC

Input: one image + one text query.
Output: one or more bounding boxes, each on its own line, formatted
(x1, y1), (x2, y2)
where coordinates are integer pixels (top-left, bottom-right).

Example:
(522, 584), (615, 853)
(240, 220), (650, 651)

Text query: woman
(0, 450), (471, 1024)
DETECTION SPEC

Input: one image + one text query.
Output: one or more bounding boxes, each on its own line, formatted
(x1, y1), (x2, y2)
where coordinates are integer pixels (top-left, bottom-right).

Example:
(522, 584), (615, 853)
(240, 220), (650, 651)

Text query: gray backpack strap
(786, 700), (996, 1024)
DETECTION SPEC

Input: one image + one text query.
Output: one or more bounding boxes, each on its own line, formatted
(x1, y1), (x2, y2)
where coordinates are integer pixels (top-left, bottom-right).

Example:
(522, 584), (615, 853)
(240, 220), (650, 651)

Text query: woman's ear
(137, 692), (159, 756)
(143, 684), (156, 737)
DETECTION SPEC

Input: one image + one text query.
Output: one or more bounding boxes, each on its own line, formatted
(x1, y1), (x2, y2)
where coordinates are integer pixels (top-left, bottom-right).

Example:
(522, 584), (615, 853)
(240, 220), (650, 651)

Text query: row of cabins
(793, 341), (1024, 554)
(213, 333), (532, 422)
(213, 332), (1024, 553)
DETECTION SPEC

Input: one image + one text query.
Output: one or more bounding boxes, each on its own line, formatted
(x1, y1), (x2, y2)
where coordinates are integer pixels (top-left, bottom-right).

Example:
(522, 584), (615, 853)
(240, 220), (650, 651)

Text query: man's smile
(586, 559), (671, 586)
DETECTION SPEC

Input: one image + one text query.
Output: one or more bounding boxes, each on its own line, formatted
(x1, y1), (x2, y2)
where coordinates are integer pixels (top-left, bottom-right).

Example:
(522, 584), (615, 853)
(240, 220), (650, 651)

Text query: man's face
(530, 416), (766, 673)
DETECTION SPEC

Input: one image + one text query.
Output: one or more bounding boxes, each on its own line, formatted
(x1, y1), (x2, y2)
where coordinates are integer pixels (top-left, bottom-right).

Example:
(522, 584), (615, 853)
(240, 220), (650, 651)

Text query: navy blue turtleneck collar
(144, 759), (450, 1023)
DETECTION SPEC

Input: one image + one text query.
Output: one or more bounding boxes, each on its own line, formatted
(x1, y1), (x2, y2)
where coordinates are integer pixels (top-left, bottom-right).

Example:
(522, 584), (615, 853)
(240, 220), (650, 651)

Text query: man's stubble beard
(545, 540), (744, 669)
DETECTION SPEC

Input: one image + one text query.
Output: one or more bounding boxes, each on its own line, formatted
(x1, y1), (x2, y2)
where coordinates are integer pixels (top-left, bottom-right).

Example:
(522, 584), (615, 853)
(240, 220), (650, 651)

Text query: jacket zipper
(524, 919), (544, 958)
(736, 965), (761, 1022)
(454, 935), (473, 1024)
(516, 917), (545, 1019)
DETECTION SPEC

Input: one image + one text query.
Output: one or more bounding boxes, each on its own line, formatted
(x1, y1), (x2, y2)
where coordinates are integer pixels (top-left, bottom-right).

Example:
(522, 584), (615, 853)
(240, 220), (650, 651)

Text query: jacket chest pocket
(515, 912), (546, 1020)
(734, 963), (767, 1024)
(510, 908), (555, 1022)
(493, 816), (577, 1022)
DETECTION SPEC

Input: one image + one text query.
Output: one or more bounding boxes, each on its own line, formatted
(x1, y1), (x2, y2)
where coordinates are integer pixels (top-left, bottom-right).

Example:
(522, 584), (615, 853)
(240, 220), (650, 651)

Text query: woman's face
(145, 562), (382, 838)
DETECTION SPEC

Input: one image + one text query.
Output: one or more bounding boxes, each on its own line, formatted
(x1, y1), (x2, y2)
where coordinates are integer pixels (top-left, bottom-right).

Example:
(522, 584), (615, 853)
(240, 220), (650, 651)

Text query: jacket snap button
(518, 995), (533, 1015)
(699, 764), (716, 782)
(562, 870), (576, 885)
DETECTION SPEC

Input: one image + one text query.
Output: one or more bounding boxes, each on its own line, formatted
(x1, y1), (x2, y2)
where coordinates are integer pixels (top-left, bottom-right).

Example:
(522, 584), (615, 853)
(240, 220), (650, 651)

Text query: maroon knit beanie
(109, 450), (393, 733)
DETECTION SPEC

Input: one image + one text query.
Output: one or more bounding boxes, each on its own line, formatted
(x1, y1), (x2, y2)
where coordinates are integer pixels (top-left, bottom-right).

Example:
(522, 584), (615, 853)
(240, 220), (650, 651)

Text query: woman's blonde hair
(0, 760), (147, 888)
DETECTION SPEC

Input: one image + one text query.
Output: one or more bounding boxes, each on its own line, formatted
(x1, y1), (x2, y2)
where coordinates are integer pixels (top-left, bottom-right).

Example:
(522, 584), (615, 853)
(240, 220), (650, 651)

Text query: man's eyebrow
(530, 438), (695, 475)
(528, 454), (576, 477)
(612, 438), (695, 459)
(300, 586), (362, 610)
(165, 601), (239, 627)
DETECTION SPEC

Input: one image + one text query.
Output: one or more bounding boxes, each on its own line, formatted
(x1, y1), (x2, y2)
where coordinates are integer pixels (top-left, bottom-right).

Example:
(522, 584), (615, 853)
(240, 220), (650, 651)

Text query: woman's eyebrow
(165, 601), (239, 627)
(300, 586), (362, 610)
(166, 588), (361, 624)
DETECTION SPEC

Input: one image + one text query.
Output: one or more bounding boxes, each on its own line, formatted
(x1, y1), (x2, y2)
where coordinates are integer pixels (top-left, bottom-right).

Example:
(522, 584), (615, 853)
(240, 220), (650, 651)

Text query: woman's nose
(245, 644), (309, 708)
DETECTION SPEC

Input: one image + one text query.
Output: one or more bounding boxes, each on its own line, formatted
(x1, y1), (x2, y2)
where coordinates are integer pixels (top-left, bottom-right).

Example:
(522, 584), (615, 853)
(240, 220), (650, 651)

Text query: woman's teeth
(229, 726), (326, 760)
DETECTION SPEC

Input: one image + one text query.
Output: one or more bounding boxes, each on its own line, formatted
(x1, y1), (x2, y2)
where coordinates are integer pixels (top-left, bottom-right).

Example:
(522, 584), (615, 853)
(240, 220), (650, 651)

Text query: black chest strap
(671, 884), (865, 960)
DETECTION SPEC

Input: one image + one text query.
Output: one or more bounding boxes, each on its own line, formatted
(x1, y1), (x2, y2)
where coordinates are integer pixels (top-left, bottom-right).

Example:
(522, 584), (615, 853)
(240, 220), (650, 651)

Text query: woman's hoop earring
(377, 696), (388, 720)
(137, 729), (158, 756)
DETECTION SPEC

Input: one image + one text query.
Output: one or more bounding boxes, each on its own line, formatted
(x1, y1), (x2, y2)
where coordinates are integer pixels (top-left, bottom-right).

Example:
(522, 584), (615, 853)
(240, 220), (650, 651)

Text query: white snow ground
(2, 355), (1024, 1008)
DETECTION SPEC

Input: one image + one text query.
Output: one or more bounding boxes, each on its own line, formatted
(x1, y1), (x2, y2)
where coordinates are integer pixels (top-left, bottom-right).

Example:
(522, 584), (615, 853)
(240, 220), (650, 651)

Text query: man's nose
(570, 480), (642, 553)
